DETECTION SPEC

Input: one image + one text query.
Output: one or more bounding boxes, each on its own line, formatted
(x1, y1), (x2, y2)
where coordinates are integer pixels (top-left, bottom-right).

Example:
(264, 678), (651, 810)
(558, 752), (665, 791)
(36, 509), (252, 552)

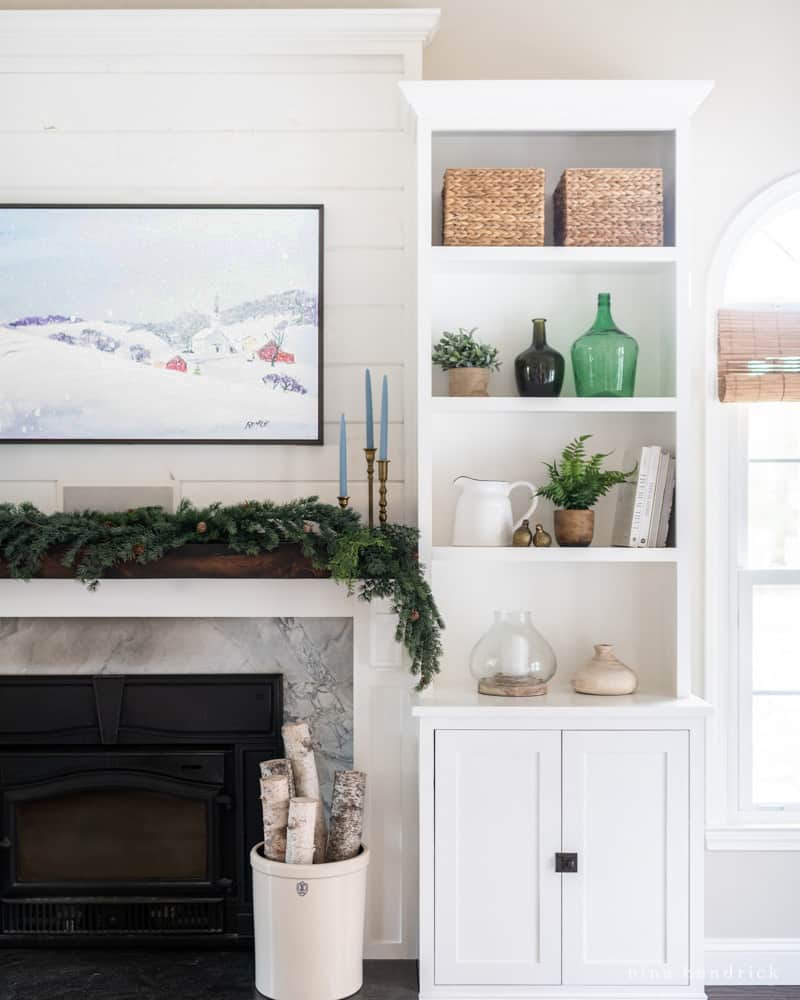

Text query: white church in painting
(191, 295), (234, 355)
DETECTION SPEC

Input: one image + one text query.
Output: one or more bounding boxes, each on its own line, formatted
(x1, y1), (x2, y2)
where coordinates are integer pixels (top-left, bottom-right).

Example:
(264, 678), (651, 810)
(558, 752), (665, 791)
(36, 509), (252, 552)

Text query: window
(715, 192), (800, 834)
(736, 408), (800, 816)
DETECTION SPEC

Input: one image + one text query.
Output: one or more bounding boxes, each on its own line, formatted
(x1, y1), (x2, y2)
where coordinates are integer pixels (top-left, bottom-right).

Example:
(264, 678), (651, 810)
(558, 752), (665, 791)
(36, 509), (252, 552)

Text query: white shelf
(431, 396), (678, 415)
(432, 546), (679, 564)
(411, 689), (712, 719)
(431, 245), (679, 274)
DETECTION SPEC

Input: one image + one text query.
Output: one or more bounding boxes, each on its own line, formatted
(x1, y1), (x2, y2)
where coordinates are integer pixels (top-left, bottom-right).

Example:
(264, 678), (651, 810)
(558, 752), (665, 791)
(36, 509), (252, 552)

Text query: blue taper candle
(365, 369), (374, 450)
(378, 375), (389, 461)
(339, 413), (347, 497)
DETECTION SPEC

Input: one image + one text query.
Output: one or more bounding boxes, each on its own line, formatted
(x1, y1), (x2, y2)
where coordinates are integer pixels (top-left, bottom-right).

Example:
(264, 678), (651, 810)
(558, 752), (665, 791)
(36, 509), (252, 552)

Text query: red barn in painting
(257, 342), (295, 364)
(166, 355), (188, 372)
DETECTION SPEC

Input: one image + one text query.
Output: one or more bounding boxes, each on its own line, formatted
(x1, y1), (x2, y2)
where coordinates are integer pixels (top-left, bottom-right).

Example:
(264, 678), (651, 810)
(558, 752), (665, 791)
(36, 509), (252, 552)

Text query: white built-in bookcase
(402, 81), (712, 699)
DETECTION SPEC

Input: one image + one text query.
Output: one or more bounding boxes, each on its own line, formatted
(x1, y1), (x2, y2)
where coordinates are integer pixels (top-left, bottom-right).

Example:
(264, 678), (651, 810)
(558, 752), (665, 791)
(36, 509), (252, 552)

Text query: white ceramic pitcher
(452, 477), (539, 546)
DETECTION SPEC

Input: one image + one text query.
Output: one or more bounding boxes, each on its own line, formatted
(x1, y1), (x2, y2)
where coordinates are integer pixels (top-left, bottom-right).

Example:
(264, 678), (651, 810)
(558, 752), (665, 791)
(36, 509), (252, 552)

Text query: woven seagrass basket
(553, 168), (664, 247)
(442, 168), (545, 246)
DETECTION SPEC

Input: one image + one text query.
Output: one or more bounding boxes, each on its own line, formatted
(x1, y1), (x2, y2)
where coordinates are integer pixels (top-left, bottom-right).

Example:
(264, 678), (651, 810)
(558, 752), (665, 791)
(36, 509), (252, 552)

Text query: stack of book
(612, 446), (675, 548)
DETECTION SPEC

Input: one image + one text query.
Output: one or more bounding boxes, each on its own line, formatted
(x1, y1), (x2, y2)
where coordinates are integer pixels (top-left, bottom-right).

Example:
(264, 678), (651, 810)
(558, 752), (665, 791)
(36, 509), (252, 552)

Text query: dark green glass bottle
(571, 293), (638, 397)
(514, 318), (565, 397)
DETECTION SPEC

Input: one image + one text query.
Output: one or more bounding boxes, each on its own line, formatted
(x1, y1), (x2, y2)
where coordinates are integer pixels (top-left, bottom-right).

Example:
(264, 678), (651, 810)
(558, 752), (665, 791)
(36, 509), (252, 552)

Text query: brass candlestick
(377, 459), (389, 526)
(337, 496), (350, 510)
(364, 447), (377, 528)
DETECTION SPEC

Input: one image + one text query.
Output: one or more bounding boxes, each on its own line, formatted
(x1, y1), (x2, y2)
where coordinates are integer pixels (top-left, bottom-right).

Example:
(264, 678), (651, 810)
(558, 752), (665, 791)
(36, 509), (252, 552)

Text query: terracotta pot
(448, 367), (490, 397)
(553, 509), (594, 547)
(572, 643), (638, 696)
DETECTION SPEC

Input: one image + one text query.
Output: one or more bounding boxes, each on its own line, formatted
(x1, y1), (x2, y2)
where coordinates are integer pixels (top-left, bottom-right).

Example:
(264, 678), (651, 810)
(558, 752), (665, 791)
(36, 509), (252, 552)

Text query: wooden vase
(448, 367), (490, 397)
(572, 643), (638, 696)
(553, 509), (594, 547)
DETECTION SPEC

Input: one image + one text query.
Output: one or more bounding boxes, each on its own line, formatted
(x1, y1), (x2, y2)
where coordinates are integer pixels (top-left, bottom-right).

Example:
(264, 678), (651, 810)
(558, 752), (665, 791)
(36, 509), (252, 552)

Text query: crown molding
(0, 8), (441, 54)
(400, 79), (714, 130)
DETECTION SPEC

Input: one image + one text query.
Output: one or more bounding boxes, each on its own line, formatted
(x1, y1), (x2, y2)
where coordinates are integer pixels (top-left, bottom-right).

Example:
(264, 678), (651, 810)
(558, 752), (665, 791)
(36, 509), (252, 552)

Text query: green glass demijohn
(571, 292), (638, 397)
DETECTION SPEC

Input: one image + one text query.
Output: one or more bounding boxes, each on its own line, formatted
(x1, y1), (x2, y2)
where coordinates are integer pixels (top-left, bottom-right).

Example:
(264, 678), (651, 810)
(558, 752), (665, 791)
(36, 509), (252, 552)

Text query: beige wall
(3, 0), (796, 271)
(3, 0), (800, 942)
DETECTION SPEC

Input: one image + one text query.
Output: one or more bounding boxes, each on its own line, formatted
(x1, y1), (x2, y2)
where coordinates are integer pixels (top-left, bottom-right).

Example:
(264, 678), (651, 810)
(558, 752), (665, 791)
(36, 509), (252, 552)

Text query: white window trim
(705, 171), (800, 851)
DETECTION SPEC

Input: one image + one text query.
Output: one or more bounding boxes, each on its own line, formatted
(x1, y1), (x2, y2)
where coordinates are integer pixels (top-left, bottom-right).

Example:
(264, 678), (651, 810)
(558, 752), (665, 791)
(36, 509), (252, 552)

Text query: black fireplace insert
(0, 673), (282, 945)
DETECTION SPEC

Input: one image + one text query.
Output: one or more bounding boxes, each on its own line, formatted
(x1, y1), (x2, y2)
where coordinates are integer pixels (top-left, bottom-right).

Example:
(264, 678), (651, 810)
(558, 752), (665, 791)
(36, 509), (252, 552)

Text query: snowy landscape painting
(0, 205), (323, 442)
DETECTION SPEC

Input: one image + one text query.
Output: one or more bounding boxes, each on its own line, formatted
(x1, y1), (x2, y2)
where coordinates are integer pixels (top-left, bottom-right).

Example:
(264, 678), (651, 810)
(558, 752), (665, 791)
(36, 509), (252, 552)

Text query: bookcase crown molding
(401, 79), (714, 129)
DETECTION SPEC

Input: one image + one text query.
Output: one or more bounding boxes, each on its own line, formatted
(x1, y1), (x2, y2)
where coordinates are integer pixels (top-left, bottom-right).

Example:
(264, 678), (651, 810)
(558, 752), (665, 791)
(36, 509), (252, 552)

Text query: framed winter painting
(0, 205), (323, 443)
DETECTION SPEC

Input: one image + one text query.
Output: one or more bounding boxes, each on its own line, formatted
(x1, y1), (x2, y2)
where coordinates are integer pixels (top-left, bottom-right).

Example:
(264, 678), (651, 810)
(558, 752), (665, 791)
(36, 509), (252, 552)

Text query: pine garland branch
(0, 498), (443, 689)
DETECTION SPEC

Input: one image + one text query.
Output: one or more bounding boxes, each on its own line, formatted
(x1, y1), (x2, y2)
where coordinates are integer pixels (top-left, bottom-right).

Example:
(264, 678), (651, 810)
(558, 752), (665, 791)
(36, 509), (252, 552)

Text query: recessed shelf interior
(430, 410), (676, 548)
(431, 560), (677, 697)
(431, 264), (676, 397)
(421, 119), (687, 699)
(431, 129), (676, 247)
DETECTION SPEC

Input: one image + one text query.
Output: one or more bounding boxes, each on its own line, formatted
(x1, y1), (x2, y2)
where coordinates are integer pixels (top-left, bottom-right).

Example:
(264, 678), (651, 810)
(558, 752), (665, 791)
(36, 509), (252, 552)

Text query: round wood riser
(478, 677), (548, 697)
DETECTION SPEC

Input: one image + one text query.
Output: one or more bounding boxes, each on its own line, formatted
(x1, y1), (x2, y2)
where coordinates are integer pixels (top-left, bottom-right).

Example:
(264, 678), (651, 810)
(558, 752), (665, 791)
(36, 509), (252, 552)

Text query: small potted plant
(432, 327), (501, 397)
(537, 435), (636, 546)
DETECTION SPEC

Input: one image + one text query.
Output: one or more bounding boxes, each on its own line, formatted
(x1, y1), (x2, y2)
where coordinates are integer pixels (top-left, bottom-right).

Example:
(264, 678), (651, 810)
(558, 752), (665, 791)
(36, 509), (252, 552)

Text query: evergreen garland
(0, 498), (444, 690)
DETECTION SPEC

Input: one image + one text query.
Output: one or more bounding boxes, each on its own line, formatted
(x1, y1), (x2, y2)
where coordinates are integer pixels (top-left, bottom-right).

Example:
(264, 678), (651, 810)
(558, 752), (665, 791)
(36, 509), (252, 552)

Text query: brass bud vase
(512, 519), (533, 547)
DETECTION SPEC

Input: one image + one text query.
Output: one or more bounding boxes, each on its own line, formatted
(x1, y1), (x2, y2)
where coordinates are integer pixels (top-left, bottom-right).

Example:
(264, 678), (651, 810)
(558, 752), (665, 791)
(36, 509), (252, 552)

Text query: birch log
(282, 720), (327, 863)
(326, 770), (366, 862)
(285, 797), (318, 866)
(259, 758), (296, 800)
(260, 774), (290, 862)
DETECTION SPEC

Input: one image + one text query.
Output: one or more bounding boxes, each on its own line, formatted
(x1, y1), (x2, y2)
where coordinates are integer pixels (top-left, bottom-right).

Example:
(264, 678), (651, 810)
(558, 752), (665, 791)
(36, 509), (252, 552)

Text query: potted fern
(432, 327), (501, 397)
(537, 435), (637, 546)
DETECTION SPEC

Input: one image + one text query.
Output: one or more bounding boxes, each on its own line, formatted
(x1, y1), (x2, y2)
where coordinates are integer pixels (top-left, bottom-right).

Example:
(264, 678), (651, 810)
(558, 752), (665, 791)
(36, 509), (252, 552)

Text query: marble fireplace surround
(0, 579), (416, 960)
(0, 617), (354, 810)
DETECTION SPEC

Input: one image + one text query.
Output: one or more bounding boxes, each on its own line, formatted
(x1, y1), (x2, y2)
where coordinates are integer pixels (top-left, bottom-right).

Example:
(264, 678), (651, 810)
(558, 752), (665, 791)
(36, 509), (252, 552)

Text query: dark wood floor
(0, 951), (797, 1000)
(0, 951), (417, 1000)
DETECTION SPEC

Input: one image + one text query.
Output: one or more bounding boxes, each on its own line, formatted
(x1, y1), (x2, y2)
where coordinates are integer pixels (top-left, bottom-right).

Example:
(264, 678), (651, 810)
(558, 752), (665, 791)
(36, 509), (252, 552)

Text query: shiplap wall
(0, 10), (440, 960)
(0, 10), (434, 522)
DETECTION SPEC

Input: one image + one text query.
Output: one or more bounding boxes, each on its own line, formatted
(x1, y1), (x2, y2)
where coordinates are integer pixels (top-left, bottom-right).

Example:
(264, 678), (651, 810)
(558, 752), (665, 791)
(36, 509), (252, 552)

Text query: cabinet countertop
(411, 689), (712, 718)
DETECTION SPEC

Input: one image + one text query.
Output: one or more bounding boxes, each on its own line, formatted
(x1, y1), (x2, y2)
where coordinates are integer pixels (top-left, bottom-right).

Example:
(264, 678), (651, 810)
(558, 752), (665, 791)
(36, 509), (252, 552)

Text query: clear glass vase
(571, 292), (638, 397)
(469, 610), (557, 697)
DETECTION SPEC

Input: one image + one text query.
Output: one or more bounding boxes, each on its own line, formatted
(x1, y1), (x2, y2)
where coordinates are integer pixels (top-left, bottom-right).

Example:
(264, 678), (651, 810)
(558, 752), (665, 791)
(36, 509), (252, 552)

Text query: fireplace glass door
(1, 751), (228, 894)
(16, 789), (207, 883)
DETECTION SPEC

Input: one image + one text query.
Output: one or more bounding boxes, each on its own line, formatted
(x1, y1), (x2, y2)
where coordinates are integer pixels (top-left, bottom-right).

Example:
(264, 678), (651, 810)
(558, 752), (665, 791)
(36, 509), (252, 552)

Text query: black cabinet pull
(555, 852), (578, 873)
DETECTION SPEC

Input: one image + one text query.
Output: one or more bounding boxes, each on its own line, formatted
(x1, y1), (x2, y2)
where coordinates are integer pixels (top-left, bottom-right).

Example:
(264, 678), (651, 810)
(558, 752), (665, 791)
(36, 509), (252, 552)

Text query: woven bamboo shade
(718, 309), (800, 402)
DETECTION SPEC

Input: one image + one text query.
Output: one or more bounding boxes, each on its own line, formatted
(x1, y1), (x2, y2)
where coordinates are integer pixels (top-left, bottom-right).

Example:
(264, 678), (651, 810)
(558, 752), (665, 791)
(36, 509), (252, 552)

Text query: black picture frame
(0, 203), (324, 446)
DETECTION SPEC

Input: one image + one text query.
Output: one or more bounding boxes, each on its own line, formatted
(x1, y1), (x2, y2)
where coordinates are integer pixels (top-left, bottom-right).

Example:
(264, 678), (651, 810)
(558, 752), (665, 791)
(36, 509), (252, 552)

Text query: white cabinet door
(562, 730), (690, 986)
(434, 730), (561, 986)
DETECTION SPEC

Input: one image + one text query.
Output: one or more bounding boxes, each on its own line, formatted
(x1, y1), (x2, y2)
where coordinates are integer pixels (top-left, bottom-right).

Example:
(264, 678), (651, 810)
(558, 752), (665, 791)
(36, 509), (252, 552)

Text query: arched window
(708, 177), (800, 845)
(724, 194), (800, 306)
